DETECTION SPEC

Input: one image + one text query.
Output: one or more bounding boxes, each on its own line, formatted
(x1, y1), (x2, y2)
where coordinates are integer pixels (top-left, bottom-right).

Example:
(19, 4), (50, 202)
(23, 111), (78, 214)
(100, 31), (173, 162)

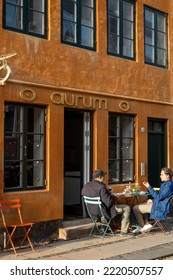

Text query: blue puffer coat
(148, 180), (173, 220)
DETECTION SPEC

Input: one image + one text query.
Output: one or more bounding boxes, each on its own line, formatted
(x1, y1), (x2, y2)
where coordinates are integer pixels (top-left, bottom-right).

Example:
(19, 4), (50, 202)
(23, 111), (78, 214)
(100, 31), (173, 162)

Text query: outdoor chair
(145, 196), (173, 235)
(150, 220), (165, 233)
(0, 199), (35, 255)
(83, 196), (115, 238)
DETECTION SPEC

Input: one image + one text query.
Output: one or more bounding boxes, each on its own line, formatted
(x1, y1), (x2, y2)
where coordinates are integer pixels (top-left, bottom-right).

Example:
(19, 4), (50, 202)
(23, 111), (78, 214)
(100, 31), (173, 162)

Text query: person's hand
(146, 199), (153, 204)
(143, 181), (150, 188)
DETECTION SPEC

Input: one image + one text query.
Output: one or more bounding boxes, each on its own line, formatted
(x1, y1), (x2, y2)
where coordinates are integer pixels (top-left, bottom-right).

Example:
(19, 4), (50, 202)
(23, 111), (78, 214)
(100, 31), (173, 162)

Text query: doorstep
(58, 218), (93, 240)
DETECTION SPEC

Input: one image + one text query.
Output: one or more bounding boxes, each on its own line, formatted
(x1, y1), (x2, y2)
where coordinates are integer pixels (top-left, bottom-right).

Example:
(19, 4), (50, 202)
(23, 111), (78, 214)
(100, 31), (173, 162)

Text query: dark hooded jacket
(81, 179), (117, 219)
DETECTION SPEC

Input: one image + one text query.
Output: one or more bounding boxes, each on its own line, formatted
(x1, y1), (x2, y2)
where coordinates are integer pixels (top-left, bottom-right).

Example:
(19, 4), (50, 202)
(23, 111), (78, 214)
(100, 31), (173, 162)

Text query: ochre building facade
(0, 0), (173, 225)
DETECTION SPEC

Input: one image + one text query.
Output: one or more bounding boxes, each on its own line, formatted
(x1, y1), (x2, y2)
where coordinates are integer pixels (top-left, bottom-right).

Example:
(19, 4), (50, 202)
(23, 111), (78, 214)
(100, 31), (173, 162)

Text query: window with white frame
(107, 0), (135, 59)
(3, 0), (47, 38)
(109, 114), (135, 184)
(61, 0), (96, 50)
(144, 6), (167, 68)
(4, 103), (46, 191)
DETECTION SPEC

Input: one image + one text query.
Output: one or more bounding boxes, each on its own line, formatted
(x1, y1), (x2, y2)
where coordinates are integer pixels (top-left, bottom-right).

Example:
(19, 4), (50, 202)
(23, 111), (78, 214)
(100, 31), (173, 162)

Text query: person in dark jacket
(133, 167), (173, 233)
(81, 169), (132, 236)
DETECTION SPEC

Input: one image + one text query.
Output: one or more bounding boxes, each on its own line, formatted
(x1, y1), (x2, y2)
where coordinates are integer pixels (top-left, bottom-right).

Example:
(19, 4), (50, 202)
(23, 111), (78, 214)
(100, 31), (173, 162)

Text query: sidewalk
(1, 229), (173, 260)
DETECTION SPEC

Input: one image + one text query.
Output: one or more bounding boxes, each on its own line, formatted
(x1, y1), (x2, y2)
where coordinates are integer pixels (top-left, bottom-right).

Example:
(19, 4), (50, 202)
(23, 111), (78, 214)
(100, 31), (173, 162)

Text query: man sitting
(81, 169), (132, 236)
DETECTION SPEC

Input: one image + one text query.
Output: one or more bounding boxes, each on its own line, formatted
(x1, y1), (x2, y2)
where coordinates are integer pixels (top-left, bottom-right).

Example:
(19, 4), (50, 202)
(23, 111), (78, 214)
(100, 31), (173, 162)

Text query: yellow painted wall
(0, 1), (172, 99)
(0, 0), (173, 224)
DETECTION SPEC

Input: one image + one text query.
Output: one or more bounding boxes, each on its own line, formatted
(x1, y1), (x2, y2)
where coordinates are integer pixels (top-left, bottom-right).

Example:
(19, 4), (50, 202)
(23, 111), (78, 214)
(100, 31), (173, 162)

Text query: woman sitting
(133, 167), (173, 233)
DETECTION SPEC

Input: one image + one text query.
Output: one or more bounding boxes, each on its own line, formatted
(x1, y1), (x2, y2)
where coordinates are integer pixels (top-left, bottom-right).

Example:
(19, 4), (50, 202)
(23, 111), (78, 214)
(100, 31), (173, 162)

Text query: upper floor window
(144, 6), (167, 68)
(3, 0), (47, 38)
(107, 0), (135, 60)
(61, 0), (96, 50)
(109, 114), (135, 184)
(4, 103), (46, 192)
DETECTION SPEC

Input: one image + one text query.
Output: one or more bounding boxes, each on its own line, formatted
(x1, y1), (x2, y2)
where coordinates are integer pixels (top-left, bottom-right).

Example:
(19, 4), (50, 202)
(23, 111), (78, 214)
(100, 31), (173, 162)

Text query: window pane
(109, 138), (120, 159)
(122, 160), (133, 181)
(28, 0), (45, 34)
(108, 15), (119, 35)
(28, 11), (45, 34)
(28, 0), (45, 12)
(157, 31), (166, 49)
(81, 26), (93, 47)
(62, 0), (77, 43)
(63, 0), (76, 21)
(4, 105), (21, 134)
(123, 1), (133, 21)
(27, 161), (44, 187)
(145, 9), (154, 28)
(81, 0), (93, 8)
(122, 139), (133, 159)
(123, 20), (133, 39)
(6, 0), (23, 4)
(4, 162), (21, 188)
(5, 3), (23, 29)
(123, 38), (133, 57)
(152, 121), (164, 132)
(157, 49), (166, 66)
(108, 0), (119, 17)
(81, 0), (93, 7)
(157, 14), (166, 32)
(109, 160), (120, 183)
(122, 117), (134, 137)
(108, 33), (119, 54)
(145, 45), (154, 63)
(145, 27), (154, 45)
(81, 6), (93, 27)
(63, 20), (76, 42)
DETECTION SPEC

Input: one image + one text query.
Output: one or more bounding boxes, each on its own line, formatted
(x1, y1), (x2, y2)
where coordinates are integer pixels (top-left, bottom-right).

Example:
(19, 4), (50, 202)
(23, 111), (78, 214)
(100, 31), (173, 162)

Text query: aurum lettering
(50, 92), (107, 110)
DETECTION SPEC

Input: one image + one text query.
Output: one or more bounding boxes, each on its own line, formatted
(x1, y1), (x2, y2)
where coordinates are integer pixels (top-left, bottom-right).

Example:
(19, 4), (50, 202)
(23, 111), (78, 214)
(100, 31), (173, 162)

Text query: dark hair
(92, 169), (107, 179)
(161, 167), (173, 179)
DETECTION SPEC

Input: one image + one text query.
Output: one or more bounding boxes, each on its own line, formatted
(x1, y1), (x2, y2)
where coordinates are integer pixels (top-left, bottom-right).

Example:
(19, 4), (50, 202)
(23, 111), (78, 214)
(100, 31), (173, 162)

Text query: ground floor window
(4, 103), (46, 191)
(108, 113), (135, 184)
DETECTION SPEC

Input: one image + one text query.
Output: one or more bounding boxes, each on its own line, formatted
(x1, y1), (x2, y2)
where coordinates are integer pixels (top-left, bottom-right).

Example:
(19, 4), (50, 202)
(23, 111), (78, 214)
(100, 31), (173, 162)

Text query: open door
(64, 109), (92, 218)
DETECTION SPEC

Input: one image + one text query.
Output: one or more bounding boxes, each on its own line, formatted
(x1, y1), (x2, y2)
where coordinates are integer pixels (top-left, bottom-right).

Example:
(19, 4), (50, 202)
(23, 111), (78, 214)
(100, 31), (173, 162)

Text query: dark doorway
(148, 119), (166, 187)
(64, 109), (91, 219)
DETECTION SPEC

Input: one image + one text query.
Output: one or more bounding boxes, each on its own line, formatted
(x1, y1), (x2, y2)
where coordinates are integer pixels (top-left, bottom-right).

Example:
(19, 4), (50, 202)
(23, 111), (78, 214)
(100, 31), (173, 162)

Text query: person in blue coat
(133, 167), (173, 233)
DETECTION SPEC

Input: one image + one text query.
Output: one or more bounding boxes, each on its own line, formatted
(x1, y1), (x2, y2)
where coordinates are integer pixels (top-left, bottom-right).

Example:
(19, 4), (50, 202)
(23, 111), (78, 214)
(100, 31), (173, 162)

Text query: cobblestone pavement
(1, 229), (173, 260)
(0, 217), (173, 260)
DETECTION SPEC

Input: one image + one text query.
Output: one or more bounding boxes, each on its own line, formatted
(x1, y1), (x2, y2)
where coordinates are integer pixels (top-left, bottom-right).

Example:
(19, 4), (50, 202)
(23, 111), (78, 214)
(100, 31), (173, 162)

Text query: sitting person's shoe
(101, 217), (107, 224)
(99, 225), (112, 233)
(120, 231), (134, 236)
(132, 226), (142, 234)
(140, 223), (153, 233)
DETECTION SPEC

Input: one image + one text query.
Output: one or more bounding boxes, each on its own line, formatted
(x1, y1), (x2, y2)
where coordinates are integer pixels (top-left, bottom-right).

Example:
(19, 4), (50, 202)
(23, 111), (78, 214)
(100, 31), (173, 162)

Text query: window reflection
(4, 104), (46, 191)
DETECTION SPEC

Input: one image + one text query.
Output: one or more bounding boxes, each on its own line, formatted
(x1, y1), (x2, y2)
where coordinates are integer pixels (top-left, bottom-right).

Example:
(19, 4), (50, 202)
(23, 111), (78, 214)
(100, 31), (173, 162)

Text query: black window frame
(144, 6), (168, 68)
(4, 103), (46, 192)
(108, 113), (135, 185)
(107, 0), (136, 60)
(61, 0), (96, 50)
(3, 0), (47, 39)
